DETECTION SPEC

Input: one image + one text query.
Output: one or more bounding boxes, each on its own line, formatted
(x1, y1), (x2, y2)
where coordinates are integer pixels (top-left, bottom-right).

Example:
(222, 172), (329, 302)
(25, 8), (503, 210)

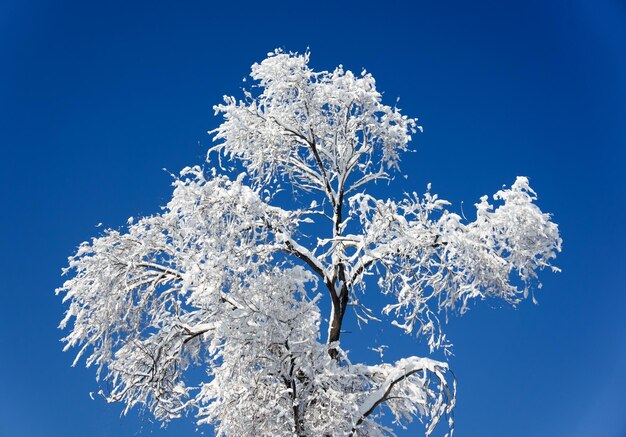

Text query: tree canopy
(58, 50), (561, 436)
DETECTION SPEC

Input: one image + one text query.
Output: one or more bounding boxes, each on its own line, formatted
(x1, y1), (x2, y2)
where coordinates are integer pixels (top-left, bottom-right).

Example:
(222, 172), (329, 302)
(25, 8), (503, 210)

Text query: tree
(58, 50), (561, 436)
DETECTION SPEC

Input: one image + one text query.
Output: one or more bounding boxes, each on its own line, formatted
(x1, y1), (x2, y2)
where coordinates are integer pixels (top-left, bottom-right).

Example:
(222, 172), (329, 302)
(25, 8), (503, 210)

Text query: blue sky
(1, 1), (624, 436)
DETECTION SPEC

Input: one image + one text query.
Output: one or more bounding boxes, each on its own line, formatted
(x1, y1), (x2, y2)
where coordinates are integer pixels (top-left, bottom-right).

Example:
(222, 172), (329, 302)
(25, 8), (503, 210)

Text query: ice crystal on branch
(58, 50), (561, 436)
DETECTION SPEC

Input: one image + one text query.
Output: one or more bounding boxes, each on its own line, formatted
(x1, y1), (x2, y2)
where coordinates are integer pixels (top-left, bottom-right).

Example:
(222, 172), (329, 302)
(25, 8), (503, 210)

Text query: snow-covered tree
(58, 50), (561, 436)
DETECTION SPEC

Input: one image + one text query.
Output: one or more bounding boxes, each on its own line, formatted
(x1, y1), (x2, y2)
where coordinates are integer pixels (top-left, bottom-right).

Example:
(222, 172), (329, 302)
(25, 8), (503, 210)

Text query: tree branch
(349, 358), (452, 437)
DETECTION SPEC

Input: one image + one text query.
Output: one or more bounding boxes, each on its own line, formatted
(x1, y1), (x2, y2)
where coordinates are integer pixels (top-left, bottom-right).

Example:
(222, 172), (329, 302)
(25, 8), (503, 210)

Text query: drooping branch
(349, 357), (455, 437)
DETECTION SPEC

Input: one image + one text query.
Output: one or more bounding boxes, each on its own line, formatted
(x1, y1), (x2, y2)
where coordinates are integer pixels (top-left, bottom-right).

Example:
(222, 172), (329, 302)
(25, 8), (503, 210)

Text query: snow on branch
(57, 167), (312, 422)
(58, 50), (560, 436)
(350, 357), (455, 437)
(348, 177), (561, 352)
(210, 49), (418, 200)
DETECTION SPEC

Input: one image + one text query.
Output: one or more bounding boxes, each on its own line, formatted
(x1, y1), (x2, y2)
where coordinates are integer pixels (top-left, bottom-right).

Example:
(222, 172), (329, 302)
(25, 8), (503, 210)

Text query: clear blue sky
(1, 1), (624, 436)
